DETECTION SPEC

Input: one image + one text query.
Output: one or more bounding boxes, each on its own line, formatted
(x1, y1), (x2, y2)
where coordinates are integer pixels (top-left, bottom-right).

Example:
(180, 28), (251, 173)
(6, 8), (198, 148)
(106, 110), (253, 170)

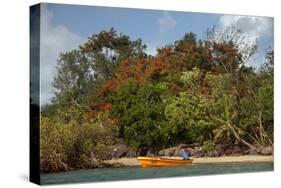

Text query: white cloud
(40, 4), (85, 105)
(157, 12), (177, 35)
(145, 42), (162, 56)
(219, 15), (273, 39)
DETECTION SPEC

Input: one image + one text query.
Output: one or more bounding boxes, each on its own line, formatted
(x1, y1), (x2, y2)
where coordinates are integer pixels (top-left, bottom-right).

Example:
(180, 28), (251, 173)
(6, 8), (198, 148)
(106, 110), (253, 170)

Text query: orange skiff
(137, 156), (193, 168)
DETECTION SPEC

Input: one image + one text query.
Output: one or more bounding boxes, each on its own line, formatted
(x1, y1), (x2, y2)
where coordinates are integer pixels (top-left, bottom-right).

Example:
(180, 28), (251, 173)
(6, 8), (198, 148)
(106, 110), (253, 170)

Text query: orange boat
(137, 156), (193, 168)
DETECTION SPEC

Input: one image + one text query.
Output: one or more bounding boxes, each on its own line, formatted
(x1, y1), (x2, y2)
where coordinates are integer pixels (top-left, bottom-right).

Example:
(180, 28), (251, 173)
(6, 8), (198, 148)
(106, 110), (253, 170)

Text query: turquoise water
(41, 162), (273, 185)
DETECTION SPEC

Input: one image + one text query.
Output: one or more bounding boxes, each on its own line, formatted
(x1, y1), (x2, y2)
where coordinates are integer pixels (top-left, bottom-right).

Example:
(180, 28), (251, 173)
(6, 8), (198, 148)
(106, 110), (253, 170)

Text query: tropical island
(40, 26), (273, 173)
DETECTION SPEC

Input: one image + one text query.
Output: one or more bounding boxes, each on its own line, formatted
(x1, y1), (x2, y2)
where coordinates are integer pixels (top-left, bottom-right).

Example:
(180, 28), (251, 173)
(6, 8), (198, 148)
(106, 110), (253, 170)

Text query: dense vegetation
(40, 27), (273, 172)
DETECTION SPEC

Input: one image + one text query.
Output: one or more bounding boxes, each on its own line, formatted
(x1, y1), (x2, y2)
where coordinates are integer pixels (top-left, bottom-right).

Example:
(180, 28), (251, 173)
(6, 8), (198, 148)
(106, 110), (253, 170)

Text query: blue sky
(48, 4), (221, 49)
(39, 3), (273, 105)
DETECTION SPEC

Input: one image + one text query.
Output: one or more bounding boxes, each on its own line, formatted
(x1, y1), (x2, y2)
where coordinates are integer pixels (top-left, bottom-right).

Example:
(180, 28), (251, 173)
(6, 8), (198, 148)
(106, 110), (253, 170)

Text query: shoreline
(103, 155), (274, 167)
(41, 155), (273, 174)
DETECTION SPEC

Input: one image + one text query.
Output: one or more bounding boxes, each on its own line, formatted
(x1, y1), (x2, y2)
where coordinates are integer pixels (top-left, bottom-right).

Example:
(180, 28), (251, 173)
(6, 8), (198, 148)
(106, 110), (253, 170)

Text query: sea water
(41, 162), (273, 185)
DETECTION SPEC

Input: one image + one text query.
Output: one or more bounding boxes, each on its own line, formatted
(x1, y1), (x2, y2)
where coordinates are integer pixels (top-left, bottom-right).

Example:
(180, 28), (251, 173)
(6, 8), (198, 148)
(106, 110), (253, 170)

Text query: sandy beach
(103, 155), (273, 166)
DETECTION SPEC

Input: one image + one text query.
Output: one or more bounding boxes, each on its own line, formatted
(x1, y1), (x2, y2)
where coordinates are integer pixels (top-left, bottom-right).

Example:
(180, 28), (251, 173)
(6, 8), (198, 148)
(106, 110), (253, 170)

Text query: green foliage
(40, 110), (118, 171)
(239, 68), (273, 146)
(52, 49), (99, 109)
(211, 95), (242, 143)
(165, 91), (213, 144)
(109, 81), (171, 148)
(165, 68), (213, 144)
(180, 67), (201, 86)
(202, 141), (215, 152)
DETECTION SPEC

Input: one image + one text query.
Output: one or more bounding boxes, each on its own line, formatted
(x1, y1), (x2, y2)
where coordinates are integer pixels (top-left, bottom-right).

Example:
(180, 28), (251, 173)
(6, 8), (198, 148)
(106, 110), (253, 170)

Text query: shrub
(202, 141), (215, 152)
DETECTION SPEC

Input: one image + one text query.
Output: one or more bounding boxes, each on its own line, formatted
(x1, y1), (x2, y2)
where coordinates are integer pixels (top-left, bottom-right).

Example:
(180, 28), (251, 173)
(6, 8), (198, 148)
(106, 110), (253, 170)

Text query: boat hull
(137, 156), (193, 168)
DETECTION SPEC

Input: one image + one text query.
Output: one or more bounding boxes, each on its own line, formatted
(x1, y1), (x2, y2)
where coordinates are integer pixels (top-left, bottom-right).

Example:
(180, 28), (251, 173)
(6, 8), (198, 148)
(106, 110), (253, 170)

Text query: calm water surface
(41, 162), (273, 185)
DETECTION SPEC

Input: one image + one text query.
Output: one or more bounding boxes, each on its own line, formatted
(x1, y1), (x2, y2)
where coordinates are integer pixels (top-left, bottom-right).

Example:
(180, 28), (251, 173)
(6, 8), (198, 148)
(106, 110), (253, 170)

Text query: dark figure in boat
(182, 149), (189, 160)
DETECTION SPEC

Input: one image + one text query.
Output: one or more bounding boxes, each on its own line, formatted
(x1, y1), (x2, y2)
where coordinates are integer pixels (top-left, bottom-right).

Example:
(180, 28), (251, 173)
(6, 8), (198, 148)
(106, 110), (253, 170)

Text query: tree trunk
(227, 123), (257, 150)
